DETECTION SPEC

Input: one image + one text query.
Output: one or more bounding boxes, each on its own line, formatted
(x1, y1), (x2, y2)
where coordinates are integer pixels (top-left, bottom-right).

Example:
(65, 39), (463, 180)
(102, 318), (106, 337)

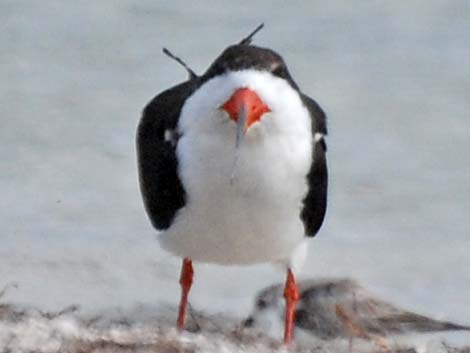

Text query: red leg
(283, 268), (299, 344)
(177, 257), (194, 331)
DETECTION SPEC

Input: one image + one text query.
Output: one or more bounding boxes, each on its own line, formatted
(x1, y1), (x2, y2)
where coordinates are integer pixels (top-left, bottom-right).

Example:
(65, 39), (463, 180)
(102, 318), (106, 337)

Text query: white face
(245, 286), (287, 339)
(178, 69), (311, 145)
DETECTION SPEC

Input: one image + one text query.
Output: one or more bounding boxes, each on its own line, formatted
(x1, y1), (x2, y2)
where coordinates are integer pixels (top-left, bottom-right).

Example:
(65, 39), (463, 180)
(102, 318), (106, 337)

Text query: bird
(244, 278), (470, 342)
(136, 24), (328, 344)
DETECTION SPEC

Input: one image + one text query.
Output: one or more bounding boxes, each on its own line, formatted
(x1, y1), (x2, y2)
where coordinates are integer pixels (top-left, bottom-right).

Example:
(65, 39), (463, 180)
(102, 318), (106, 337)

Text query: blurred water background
(1, 0), (469, 334)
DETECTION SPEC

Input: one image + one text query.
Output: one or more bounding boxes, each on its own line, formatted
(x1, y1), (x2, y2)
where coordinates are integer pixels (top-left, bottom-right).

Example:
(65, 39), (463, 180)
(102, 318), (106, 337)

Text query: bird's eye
(243, 317), (254, 327)
(271, 64), (285, 78)
(257, 298), (268, 310)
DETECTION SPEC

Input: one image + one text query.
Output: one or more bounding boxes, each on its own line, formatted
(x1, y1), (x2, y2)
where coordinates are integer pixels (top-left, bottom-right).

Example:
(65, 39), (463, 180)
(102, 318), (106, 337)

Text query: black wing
(300, 94), (328, 237)
(136, 79), (201, 230)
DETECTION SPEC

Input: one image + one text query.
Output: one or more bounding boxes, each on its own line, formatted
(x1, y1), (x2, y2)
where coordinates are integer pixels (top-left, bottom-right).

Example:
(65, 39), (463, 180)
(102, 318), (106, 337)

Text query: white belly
(159, 119), (312, 265)
(158, 69), (313, 265)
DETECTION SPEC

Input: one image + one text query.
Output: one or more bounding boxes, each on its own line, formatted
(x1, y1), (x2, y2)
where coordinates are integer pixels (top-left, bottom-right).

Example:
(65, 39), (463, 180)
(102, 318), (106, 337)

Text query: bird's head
(172, 26), (312, 184)
(243, 282), (287, 338)
(178, 43), (308, 144)
(205, 43), (299, 136)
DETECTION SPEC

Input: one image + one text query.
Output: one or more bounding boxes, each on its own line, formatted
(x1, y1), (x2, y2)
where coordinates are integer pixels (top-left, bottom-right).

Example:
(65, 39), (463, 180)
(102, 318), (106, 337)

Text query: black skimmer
(245, 279), (470, 341)
(136, 25), (328, 344)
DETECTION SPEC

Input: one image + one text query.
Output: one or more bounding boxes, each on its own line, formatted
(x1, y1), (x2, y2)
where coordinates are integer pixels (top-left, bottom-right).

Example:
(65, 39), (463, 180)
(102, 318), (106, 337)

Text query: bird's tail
(377, 312), (470, 334)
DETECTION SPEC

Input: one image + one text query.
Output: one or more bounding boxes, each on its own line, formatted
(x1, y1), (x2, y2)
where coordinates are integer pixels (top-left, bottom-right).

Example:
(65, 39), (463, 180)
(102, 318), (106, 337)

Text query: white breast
(159, 70), (313, 267)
